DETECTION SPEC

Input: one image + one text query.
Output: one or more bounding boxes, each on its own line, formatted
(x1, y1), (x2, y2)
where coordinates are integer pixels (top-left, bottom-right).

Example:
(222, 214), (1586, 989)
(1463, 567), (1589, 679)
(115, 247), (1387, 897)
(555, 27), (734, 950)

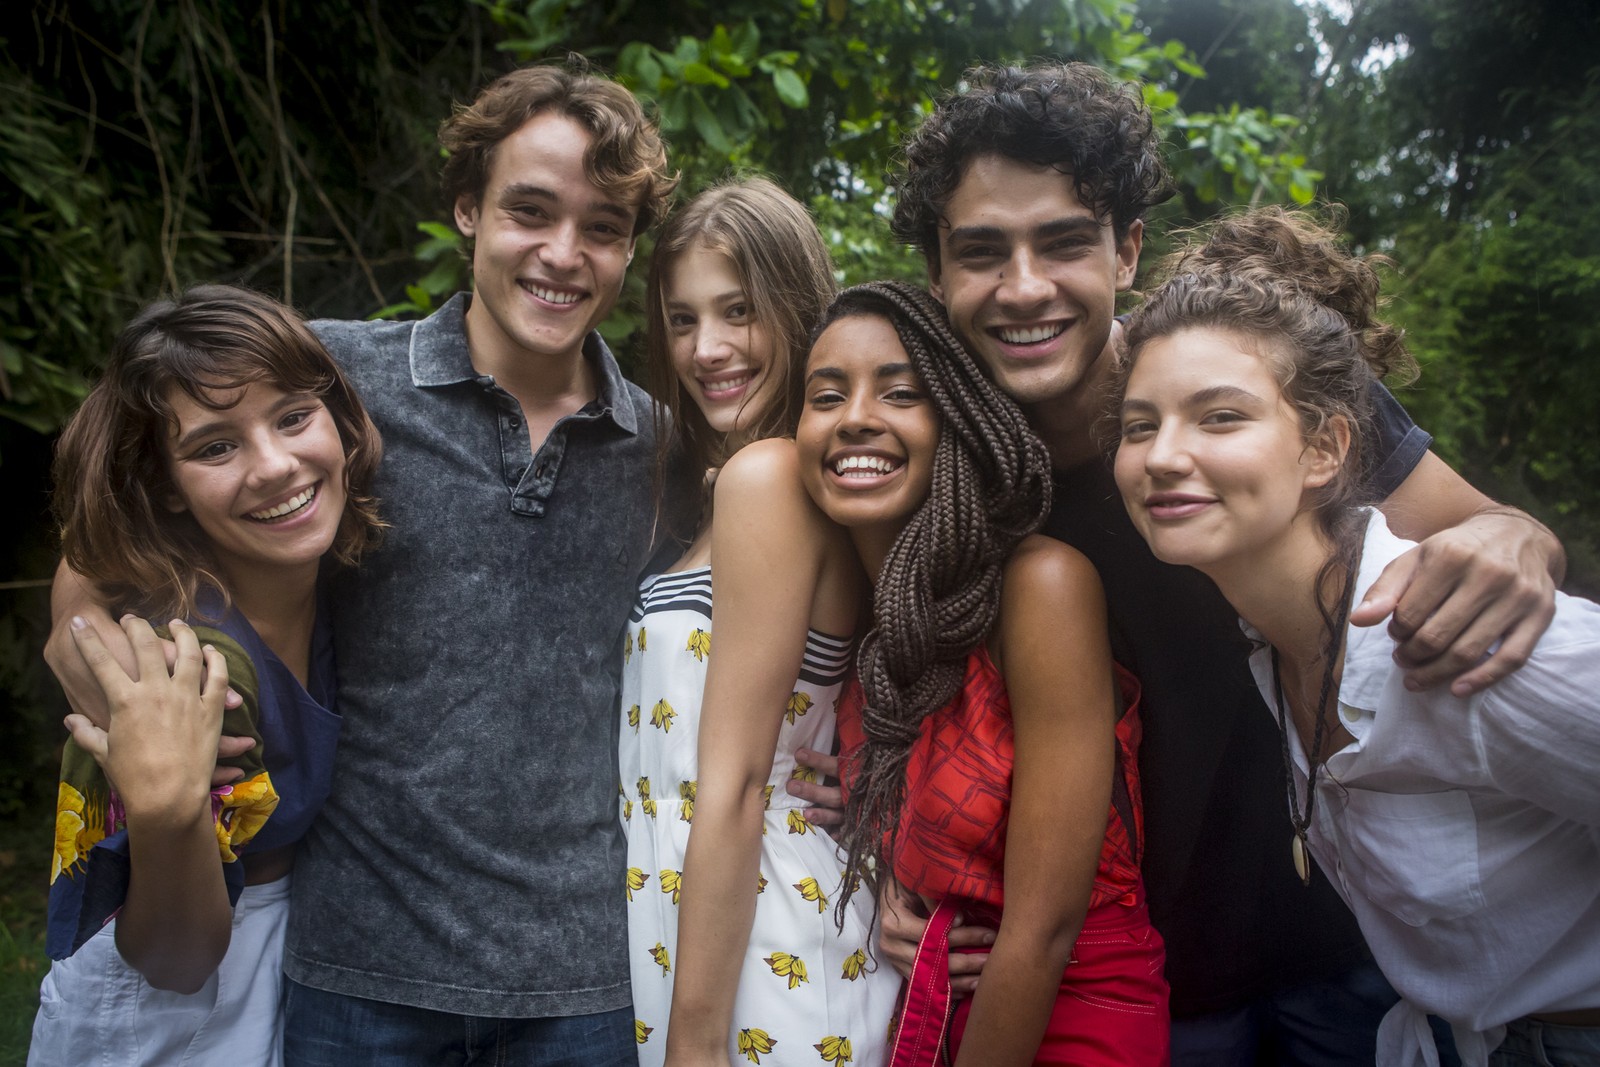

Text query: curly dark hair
(892, 62), (1175, 274)
(814, 282), (1053, 925)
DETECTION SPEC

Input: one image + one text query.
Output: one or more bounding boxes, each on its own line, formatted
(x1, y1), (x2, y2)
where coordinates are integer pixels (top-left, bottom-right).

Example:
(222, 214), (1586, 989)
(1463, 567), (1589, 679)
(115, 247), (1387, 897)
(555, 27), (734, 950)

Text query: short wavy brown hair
(53, 285), (385, 622)
(439, 57), (677, 237)
(893, 62), (1175, 274)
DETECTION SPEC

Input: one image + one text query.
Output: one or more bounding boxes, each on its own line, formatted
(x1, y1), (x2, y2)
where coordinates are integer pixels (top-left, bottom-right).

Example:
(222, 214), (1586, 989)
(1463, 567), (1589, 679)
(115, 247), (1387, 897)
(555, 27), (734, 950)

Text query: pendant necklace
(1270, 565), (1355, 887)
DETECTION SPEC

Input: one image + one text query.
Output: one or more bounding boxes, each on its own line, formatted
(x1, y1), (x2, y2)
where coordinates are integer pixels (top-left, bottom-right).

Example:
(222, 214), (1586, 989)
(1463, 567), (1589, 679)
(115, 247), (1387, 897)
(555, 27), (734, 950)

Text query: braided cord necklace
(1270, 564), (1357, 887)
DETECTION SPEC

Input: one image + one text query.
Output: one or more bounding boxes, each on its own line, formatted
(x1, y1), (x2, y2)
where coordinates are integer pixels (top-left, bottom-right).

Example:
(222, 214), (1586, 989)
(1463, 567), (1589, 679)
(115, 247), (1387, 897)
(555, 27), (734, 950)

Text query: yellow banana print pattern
(793, 877), (829, 913)
(841, 948), (867, 980)
(814, 1035), (853, 1065)
(785, 690), (813, 723)
(637, 626), (647, 651)
(679, 779), (696, 822)
(764, 951), (810, 989)
(626, 867), (650, 901)
(627, 703), (640, 732)
(624, 630), (633, 664)
(685, 628), (710, 661)
(659, 868), (682, 905)
(737, 1028), (777, 1064)
(638, 777), (657, 818)
(634, 1019), (652, 1044)
(786, 809), (813, 835)
(649, 941), (671, 975)
(791, 763), (818, 784)
(650, 698), (675, 733)
(756, 872), (769, 894)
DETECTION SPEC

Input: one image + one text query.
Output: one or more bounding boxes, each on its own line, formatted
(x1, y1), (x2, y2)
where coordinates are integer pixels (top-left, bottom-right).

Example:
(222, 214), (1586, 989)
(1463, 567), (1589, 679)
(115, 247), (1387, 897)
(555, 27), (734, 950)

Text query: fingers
(1349, 553), (1416, 629)
(164, 619), (206, 693)
(784, 777), (844, 827)
(793, 747), (840, 779)
(121, 614), (174, 684)
(197, 641), (230, 710)
(163, 625), (242, 706)
(68, 615), (138, 695)
(217, 734), (255, 759)
(211, 765), (246, 788)
(1410, 589), (1552, 695)
(1361, 520), (1558, 693)
(63, 713), (110, 762)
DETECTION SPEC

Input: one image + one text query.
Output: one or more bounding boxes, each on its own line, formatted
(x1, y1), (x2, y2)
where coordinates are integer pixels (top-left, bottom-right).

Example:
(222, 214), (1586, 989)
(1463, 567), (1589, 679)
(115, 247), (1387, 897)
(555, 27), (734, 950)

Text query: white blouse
(1244, 509), (1600, 1067)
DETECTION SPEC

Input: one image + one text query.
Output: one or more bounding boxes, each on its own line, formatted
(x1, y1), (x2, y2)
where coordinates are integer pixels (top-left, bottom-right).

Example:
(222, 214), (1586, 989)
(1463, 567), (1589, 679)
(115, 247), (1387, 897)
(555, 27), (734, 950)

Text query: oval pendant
(1291, 833), (1310, 886)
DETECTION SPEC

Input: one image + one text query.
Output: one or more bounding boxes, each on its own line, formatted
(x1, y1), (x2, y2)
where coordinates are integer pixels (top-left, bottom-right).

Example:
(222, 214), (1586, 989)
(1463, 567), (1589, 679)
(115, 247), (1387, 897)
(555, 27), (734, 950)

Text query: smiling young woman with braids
(795, 281), (1169, 1067)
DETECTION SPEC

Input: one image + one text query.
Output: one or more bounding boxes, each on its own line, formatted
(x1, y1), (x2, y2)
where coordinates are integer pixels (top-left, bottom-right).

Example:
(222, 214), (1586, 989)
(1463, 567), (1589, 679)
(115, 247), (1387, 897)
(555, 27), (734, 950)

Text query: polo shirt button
(509, 416), (521, 430)
(1341, 703), (1360, 723)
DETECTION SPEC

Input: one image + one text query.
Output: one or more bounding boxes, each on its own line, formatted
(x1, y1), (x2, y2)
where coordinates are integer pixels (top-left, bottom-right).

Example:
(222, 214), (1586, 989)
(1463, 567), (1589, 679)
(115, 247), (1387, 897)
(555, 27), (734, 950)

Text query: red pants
(892, 892), (1170, 1066)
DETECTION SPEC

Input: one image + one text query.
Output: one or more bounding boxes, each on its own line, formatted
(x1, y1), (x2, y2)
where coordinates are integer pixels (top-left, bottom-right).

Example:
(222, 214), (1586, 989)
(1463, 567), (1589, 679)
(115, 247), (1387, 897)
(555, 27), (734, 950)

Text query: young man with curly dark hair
(862, 60), (1563, 1065)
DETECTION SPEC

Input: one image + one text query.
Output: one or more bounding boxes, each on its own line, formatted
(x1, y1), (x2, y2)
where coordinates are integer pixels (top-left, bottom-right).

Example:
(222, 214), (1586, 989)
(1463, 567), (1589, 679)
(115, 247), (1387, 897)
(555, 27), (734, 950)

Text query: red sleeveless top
(838, 648), (1146, 912)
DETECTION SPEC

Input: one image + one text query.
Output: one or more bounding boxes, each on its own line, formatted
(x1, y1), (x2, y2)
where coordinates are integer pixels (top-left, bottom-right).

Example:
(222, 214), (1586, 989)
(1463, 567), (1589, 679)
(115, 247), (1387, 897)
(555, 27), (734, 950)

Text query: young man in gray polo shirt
(46, 63), (680, 1065)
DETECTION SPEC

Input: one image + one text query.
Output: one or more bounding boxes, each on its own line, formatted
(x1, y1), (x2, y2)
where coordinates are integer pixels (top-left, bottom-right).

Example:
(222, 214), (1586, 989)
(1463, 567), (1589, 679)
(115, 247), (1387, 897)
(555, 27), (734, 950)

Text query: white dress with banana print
(619, 566), (896, 1066)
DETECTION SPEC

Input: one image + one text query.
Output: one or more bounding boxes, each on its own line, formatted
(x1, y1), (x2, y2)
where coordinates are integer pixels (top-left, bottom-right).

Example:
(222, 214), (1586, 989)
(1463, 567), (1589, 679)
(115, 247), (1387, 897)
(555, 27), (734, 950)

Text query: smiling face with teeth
(163, 380), (348, 587)
(665, 242), (781, 441)
(929, 154), (1141, 414)
(454, 111), (639, 379)
(796, 314), (940, 571)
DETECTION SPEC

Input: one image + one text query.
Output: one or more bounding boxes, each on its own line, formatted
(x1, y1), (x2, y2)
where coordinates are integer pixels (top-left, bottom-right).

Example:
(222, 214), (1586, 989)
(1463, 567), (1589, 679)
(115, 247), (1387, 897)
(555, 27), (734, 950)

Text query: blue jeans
(1171, 959), (1461, 1067)
(282, 979), (637, 1067)
(1491, 1017), (1600, 1066)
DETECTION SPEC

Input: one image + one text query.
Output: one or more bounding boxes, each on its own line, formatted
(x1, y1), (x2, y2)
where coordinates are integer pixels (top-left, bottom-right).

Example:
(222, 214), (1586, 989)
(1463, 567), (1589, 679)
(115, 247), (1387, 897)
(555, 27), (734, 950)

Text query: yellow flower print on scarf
(764, 951), (809, 989)
(738, 1028), (777, 1063)
(679, 780), (696, 822)
(814, 1035), (853, 1065)
(785, 691), (813, 724)
(841, 948), (867, 980)
(51, 782), (88, 884)
(686, 628), (710, 662)
(650, 698), (676, 733)
(626, 867), (650, 901)
(792, 877), (828, 913)
(649, 941), (671, 975)
(212, 773), (279, 862)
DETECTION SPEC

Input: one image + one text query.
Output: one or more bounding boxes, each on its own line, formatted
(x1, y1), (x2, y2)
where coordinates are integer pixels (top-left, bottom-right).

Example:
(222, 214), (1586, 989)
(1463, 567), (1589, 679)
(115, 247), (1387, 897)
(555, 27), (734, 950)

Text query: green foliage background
(1, 0), (1596, 1053)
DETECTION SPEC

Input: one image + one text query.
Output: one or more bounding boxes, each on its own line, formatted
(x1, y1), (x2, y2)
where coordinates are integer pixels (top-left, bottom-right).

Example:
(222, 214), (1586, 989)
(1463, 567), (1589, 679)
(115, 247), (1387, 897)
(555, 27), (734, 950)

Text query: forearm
(664, 784), (769, 1061)
(44, 561), (125, 729)
(951, 919), (1082, 1067)
(115, 799), (233, 993)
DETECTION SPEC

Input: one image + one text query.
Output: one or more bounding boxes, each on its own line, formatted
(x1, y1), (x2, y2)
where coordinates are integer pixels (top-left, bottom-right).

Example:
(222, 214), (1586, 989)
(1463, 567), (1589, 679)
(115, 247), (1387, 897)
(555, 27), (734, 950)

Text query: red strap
(888, 897), (963, 1067)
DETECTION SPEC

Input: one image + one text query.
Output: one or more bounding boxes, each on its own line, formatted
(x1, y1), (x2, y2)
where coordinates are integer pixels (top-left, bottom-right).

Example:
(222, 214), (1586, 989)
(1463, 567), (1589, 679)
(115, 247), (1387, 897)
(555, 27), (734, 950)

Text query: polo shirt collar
(408, 292), (639, 436)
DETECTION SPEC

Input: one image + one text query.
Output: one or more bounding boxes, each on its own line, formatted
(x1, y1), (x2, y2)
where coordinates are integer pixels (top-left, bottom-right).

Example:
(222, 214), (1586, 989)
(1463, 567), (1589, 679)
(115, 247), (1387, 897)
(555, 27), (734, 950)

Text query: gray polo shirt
(284, 293), (668, 1017)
